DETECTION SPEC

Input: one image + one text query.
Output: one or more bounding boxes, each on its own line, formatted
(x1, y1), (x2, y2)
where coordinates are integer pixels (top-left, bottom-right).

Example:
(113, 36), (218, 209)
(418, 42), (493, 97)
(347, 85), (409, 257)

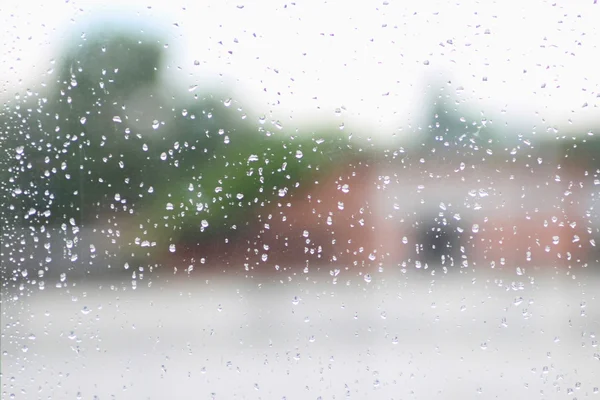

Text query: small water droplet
(169, 244), (176, 253)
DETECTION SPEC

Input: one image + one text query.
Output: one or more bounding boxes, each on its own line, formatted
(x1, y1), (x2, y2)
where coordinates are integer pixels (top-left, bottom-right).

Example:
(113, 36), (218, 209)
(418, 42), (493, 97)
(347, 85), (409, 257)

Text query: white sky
(2, 0), (599, 139)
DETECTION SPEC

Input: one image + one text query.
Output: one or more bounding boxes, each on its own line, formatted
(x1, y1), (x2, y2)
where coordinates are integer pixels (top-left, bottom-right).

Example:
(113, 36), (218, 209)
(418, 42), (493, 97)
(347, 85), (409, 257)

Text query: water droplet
(295, 150), (303, 159)
(169, 244), (176, 253)
(112, 116), (122, 123)
(152, 120), (160, 130)
(248, 154), (259, 162)
(341, 184), (349, 193)
(81, 306), (91, 315)
(160, 152), (167, 161)
(472, 224), (479, 233)
(166, 203), (174, 211)
(514, 297), (523, 306)
(292, 296), (300, 305)
(364, 274), (372, 283)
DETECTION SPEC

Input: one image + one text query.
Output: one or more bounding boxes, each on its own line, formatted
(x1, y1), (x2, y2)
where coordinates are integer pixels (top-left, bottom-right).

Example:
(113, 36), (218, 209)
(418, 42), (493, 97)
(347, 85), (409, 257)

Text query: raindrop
(169, 244), (176, 253)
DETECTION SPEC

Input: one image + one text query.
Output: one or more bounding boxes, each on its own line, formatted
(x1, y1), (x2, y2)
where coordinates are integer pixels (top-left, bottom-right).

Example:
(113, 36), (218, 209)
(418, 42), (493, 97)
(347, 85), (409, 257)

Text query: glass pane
(2, 1), (599, 399)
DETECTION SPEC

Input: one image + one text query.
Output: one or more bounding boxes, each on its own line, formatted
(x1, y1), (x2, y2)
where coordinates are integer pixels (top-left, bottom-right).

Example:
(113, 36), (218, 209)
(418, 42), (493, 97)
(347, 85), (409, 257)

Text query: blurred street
(2, 267), (599, 400)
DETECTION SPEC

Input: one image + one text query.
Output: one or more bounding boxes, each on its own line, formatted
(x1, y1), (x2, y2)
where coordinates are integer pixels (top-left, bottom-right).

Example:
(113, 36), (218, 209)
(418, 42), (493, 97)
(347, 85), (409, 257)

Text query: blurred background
(1, 1), (599, 399)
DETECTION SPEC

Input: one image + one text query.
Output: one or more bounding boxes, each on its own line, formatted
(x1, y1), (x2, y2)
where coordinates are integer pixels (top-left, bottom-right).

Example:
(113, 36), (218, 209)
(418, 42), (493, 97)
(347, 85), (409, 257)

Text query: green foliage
(2, 29), (357, 256)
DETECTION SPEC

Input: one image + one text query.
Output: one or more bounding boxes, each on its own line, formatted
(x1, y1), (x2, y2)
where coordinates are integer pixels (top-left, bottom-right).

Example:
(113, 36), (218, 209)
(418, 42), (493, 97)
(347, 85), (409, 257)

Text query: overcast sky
(2, 0), (599, 139)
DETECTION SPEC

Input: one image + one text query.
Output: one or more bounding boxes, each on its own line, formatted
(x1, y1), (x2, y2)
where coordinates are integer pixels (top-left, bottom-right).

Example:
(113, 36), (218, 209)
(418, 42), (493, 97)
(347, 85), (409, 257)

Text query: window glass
(2, 1), (599, 399)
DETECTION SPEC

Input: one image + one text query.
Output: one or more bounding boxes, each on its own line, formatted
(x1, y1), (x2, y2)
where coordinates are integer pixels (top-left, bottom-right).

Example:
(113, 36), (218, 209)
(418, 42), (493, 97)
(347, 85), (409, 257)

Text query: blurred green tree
(1, 29), (357, 265)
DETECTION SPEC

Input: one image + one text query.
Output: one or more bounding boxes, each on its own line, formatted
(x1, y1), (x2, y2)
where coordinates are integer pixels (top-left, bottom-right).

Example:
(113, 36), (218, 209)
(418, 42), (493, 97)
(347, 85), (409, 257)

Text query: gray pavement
(1, 268), (599, 399)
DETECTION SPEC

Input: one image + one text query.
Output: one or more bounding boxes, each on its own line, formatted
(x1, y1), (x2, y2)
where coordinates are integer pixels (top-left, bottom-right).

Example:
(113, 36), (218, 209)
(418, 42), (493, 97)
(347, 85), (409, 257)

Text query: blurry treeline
(2, 27), (600, 276)
(1, 29), (363, 268)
